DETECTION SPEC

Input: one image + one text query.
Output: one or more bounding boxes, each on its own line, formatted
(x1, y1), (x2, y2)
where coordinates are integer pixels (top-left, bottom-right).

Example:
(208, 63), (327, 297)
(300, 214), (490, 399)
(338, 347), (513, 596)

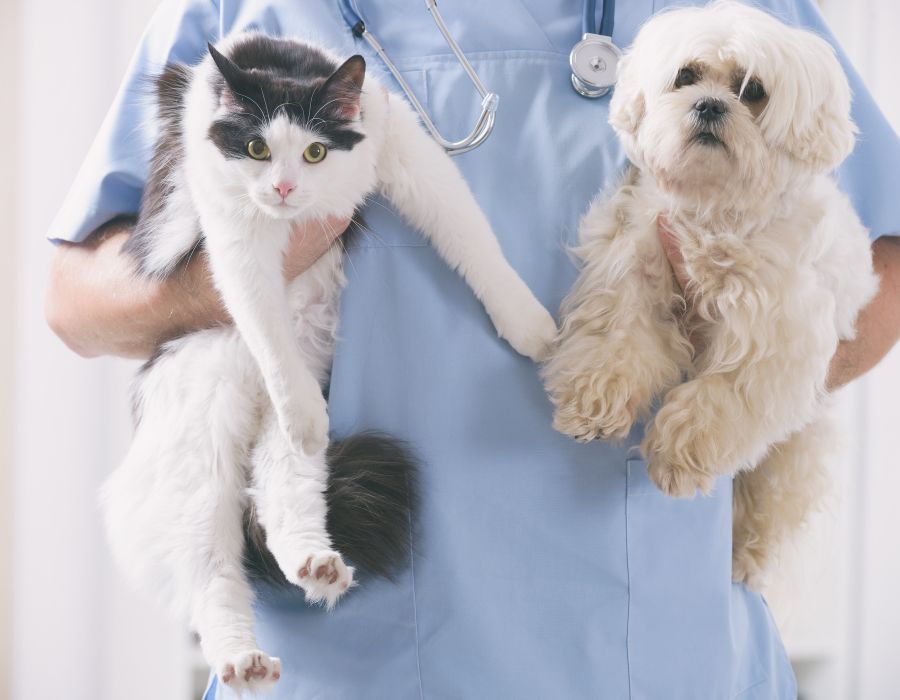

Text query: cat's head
(205, 38), (374, 221)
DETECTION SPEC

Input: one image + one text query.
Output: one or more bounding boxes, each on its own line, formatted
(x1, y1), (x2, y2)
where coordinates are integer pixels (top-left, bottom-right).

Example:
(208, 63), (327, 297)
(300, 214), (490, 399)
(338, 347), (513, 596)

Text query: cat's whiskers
(350, 214), (387, 249)
(272, 101), (306, 121)
(359, 195), (410, 241)
(231, 90), (270, 129)
(181, 235), (205, 270)
(258, 85), (273, 124)
(327, 217), (360, 280)
(306, 97), (346, 129)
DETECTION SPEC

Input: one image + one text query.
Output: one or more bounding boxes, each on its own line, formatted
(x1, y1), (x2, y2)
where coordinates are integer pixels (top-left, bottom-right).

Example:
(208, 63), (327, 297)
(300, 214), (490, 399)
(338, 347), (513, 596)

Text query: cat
(101, 32), (557, 694)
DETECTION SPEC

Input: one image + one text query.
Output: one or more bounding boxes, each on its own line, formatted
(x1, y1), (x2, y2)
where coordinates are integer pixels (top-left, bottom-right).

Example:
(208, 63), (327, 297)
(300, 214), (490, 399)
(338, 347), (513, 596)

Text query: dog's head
(609, 1), (855, 203)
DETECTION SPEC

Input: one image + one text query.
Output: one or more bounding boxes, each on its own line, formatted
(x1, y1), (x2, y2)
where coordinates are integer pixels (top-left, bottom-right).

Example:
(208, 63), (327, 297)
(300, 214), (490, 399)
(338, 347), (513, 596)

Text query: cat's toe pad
(295, 550), (354, 608)
(218, 650), (281, 692)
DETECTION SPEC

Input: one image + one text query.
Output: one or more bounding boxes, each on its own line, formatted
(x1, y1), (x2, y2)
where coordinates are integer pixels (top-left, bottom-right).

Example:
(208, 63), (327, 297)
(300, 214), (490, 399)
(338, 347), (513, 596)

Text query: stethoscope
(570, 0), (621, 98)
(338, 0), (620, 154)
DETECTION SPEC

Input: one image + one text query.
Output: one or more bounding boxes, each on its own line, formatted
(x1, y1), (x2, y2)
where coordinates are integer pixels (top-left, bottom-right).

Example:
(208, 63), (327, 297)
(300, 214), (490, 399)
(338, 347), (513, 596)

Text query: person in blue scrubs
(46, 1), (900, 697)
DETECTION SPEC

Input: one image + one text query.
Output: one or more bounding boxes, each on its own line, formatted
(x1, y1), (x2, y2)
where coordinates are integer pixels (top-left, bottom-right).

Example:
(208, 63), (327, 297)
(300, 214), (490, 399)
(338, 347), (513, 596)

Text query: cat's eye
(675, 66), (700, 88)
(740, 78), (766, 103)
(247, 139), (270, 160)
(303, 142), (327, 164)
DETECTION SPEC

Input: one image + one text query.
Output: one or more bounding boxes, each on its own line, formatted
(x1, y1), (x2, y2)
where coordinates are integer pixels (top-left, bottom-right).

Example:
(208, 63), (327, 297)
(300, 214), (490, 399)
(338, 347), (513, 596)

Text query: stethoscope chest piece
(570, 33), (620, 98)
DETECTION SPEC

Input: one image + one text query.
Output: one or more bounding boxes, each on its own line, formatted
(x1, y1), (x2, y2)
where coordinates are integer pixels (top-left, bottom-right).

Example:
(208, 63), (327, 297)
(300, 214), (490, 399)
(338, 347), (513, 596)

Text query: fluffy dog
(543, 1), (878, 588)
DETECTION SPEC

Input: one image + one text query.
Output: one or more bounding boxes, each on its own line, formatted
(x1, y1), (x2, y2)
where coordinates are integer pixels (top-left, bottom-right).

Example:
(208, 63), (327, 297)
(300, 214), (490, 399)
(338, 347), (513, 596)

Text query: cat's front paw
(280, 392), (329, 456)
(551, 369), (643, 442)
(489, 288), (557, 361)
(218, 649), (281, 693)
(294, 549), (355, 609)
(298, 396), (329, 456)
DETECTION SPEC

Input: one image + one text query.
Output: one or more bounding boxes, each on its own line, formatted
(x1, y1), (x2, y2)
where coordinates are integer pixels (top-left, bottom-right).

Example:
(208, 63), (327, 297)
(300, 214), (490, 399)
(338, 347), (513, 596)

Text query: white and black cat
(101, 32), (557, 694)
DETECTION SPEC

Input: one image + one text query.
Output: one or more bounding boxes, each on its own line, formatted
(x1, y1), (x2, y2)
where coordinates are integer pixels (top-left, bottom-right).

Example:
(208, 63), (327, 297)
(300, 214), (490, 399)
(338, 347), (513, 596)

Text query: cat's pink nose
(273, 182), (295, 199)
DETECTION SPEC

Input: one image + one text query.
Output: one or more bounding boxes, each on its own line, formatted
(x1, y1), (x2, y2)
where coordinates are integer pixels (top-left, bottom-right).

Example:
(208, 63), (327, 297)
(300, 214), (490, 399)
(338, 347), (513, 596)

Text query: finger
(318, 215), (352, 243)
(291, 215), (351, 243)
(283, 216), (350, 280)
(657, 215), (690, 293)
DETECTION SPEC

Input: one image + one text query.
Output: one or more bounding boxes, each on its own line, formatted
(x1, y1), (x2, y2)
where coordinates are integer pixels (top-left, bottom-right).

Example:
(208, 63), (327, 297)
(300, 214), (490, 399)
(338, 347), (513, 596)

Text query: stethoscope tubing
(583, 0), (616, 39)
(339, 0), (498, 155)
(337, 0), (619, 152)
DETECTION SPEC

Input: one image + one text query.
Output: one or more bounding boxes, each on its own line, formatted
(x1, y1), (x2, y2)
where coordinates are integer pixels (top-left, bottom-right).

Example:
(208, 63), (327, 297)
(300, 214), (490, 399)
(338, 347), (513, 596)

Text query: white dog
(543, 1), (878, 588)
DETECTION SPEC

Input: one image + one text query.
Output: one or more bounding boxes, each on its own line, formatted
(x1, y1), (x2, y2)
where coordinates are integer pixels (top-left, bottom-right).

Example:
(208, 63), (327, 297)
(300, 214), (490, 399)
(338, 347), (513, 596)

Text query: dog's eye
(675, 66), (699, 88)
(741, 79), (766, 103)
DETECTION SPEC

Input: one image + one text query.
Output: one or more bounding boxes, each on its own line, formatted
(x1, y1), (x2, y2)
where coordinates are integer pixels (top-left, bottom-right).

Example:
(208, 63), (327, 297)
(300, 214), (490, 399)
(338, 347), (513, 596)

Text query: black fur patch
(207, 37), (366, 160)
(123, 63), (201, 274)
(244, 432), (421, 586)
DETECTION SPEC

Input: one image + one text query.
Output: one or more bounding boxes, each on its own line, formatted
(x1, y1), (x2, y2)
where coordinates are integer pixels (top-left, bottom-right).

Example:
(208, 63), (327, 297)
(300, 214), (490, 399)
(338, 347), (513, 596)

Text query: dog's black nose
(693, 98), (727, 121)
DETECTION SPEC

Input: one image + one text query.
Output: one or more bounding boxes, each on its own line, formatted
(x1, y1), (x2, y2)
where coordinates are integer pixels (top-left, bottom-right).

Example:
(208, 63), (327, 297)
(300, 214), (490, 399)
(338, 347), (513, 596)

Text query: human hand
(657, 215), (691, 297)
(283, 216), (351, 281)
(658, 215), (706, 352)
(45, 215), (353, 359)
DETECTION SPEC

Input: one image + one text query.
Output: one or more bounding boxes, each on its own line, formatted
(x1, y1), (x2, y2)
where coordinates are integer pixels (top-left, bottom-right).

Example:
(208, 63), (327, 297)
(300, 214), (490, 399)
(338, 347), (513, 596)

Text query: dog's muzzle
(693, 98), (728, 123)
(689, 98), (728, 147)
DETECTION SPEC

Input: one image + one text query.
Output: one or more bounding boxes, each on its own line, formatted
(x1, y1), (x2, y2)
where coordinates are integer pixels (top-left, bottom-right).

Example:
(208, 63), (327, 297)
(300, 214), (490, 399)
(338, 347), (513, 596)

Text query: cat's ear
(320, 55), (366, 120)
(208, 42), (256, 100)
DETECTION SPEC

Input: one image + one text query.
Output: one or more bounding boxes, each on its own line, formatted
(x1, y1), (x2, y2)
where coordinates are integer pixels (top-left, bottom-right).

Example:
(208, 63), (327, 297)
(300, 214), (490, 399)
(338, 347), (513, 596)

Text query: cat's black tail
(244, 432), (420, 585)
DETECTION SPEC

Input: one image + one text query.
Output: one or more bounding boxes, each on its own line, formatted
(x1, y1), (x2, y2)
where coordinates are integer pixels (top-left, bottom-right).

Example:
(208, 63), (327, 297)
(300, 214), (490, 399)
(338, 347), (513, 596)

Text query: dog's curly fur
(543, 1), (879, 589)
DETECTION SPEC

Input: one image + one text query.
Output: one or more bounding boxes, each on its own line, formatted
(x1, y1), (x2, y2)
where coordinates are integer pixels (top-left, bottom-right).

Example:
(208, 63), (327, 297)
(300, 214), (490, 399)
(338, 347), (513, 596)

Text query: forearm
(45, 219), (228, 359)
(827, 235), (900, 389)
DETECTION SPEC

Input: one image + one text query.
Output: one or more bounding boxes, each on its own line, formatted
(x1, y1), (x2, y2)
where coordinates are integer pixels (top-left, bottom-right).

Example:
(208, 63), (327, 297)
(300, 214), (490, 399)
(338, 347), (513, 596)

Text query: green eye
(247, 139), (270, 160)
(303, 142), (327, 164)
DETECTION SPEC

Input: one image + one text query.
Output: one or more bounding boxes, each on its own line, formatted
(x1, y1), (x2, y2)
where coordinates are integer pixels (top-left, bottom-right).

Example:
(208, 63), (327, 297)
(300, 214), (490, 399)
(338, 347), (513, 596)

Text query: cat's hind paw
(218, 650), (281, 693)
(295, 550), (355, 609)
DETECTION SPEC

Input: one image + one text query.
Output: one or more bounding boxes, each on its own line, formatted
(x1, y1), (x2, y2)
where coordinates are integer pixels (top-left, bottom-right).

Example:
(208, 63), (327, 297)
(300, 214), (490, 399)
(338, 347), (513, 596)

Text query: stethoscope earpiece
(569, 33), (620, 98)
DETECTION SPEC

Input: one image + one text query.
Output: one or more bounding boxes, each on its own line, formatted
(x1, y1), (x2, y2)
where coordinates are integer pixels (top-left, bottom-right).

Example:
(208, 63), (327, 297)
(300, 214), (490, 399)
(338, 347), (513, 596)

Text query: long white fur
(102, 34), (557, 694)
(543, 2), (878, 590)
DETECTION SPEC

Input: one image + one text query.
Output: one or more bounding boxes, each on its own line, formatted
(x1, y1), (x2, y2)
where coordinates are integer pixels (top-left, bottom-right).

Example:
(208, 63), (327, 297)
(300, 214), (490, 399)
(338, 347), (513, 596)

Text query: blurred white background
(0, 1), (897, 699)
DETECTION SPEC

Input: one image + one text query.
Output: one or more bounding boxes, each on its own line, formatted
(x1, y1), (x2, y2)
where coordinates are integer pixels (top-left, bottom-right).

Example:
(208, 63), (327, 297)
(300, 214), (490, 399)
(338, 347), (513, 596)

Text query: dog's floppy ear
(608, 54), (645, 137)
(777, 29), (856, 173)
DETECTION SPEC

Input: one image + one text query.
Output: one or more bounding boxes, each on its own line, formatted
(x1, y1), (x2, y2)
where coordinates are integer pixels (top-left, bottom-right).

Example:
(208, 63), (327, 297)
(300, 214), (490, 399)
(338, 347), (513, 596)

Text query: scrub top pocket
(625, 458), (793, 699)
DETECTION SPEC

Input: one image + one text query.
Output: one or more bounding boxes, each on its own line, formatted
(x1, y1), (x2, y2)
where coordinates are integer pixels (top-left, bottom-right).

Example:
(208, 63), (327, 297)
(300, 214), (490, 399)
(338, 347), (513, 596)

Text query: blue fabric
(54, 1), (900, 698)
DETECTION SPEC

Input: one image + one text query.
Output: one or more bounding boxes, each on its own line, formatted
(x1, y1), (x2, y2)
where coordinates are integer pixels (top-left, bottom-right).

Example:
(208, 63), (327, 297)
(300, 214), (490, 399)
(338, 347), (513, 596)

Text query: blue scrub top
(51, 1), (900, 698)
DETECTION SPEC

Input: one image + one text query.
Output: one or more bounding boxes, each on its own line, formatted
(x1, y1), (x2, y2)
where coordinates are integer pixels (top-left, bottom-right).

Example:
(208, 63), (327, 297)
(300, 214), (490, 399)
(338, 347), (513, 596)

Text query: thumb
(657, 215), (690, 294)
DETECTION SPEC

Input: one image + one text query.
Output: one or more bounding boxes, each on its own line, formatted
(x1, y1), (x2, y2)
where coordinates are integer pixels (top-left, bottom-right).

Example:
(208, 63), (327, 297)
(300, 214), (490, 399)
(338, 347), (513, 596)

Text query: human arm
(826, 235), (900, 387)
(45, 215), (349, 359)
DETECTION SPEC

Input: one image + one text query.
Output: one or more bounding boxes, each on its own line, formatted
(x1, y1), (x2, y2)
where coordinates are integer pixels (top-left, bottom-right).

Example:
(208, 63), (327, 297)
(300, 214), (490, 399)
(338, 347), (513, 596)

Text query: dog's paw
(641, 384), (726, 497)
(294, 550), (355, 609)
(641, 424), (714, 498)
(732, 547), (769, 591)
(645, 450), (714, 498)
(551, 371), (642, 442)
(218, 650), (281, 693)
